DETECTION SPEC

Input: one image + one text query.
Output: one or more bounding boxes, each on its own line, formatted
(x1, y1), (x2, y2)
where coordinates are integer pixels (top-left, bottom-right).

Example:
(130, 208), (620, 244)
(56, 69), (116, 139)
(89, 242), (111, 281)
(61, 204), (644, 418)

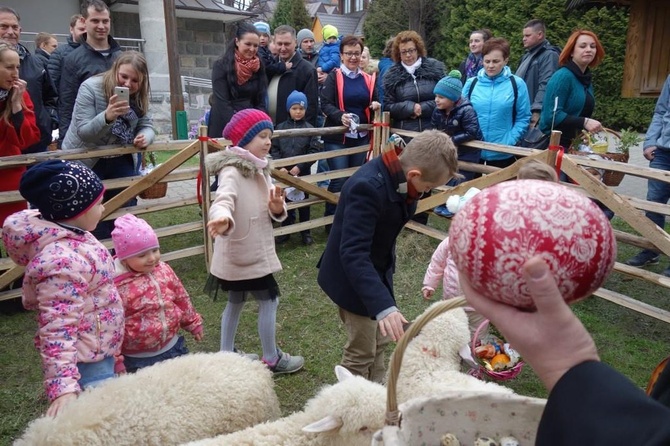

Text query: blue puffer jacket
(431, 97), (483, 162)
(317, 41), (340, 73)
(463, 66), (531, 161)
(644, 74), (670, 151)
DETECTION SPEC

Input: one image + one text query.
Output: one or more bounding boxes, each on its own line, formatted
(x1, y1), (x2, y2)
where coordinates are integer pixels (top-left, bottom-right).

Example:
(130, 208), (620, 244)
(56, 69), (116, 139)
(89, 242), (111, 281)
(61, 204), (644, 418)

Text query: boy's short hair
(35, 32), (56, 48)
(517, 159), (558, 182)
(399, 130), (460, 183)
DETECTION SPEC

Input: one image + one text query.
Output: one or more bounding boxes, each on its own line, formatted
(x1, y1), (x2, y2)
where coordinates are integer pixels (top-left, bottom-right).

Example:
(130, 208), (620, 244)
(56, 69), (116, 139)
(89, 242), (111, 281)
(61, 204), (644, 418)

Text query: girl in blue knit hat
(205, 108), (304, 375)
(431, 69), (483, 217)
(2, 160), (124, 417)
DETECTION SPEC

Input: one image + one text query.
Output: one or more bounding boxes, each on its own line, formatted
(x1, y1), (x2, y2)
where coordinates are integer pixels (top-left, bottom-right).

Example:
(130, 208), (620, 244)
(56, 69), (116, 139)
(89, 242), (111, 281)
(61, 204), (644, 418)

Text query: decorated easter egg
(449, 180), (616, 309)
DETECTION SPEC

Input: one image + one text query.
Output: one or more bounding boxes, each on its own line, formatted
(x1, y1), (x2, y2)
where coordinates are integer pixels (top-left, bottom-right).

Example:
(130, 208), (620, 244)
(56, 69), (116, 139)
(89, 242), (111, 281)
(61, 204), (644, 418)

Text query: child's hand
(268, 185), (285, 215)
(193, 326), (204, 342)
(289, 166), (300, 176)
(207, 217), (230, 237)
(370, 101), (381, 111)
(47, 393), (77, 417)
(285, 61), (293, 70)
(279, 167), (288, 173)
(422, 287), (435, 300)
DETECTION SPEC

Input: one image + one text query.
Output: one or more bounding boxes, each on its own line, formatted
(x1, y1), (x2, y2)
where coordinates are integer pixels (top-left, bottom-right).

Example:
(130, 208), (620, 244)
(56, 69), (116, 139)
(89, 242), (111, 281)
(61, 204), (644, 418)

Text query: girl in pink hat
(112, 213), (203, 373)
(206, 108), (304, 375)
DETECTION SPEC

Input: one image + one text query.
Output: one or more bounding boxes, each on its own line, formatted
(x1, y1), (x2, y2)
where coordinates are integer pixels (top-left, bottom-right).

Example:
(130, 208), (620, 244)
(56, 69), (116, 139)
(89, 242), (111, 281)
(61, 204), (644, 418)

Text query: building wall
(3, 0), (79, 36)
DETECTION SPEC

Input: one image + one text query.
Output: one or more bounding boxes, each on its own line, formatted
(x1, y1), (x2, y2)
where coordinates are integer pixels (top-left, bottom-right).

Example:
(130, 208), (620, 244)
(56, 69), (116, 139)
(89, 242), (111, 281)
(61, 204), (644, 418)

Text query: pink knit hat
(111, 214), (160, 260)
(223, 109), (274, 147)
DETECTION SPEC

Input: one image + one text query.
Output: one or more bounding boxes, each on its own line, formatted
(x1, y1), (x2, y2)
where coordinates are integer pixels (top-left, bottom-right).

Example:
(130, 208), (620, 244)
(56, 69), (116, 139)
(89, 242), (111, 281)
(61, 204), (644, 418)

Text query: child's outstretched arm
(207, 217), (230, 237)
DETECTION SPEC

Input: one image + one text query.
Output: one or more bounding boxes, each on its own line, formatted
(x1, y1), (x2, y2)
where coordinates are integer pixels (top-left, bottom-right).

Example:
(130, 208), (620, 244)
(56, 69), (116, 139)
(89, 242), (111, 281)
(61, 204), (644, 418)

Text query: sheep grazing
(186, 365), (387, 446)
(394, 303), (514, 404)
(15, 352), (281, 446)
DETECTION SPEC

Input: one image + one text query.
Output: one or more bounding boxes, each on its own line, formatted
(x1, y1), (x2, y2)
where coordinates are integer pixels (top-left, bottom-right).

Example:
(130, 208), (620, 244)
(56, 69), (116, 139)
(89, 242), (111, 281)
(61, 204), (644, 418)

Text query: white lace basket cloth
(371, 297), (547, 446)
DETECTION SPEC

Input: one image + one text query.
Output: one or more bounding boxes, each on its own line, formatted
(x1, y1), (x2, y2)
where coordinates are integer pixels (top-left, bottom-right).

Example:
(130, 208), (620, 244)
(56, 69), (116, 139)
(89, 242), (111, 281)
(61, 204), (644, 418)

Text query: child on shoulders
(111, 213), (203, 373)
(271, 90), (322, 246)
(317, 25), (341, 77)
(2, 160), (124, 417)
(206, 108), (304, 375)
(255, 21), (291, 79)
(431, 69), (483, 217)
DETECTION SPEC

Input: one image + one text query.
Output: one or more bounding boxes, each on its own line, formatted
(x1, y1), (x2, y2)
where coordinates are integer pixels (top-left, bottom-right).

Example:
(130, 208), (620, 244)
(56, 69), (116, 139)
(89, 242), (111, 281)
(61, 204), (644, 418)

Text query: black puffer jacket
(47, 35), (80, 93)
(270, 118), (322, 175)
(430, 97), (482, 162)
(18, 45), (58, 153)
(382, 57), (445, 132)
(58, 34), (122, 146)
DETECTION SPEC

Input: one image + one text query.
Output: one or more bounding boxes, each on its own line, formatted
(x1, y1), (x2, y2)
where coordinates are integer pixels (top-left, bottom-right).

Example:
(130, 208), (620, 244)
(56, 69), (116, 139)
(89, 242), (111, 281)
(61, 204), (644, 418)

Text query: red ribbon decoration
(549, 144), (564, 178)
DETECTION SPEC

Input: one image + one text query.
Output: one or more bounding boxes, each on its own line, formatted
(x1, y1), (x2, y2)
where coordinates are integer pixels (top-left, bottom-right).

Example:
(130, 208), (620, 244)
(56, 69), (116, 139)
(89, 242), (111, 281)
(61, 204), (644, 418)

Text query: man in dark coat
(267, 25), (319, 127)
(48, 14), (86, 93)
(0, 7), (58, 153)
(58, 0), (121, 147)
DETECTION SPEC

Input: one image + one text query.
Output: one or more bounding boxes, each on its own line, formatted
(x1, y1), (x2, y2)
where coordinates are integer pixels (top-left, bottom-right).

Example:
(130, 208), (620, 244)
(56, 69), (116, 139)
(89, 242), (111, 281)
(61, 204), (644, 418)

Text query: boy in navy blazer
(317, 130), (460, 382)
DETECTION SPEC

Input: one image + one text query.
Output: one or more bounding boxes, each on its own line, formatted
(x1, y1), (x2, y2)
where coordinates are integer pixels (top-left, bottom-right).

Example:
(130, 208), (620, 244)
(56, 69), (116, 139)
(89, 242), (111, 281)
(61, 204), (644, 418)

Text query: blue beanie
(434, 70), (464, 102)
(254, 21), (271, 36)
(19, 160), (105, 222)
(286, 90), (308, 111)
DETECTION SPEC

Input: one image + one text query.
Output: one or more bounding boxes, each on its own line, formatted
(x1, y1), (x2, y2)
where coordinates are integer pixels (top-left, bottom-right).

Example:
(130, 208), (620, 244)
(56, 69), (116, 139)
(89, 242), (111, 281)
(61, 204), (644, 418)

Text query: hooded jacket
(317, 40), (341, 73)
(114, 260), (202, 355)
(463, 66), (531, 161)
(382, 57), (445, 132)
(430, 96), (483, 162)
(2, 210), (124, 402)
(206, 150), (287, 282)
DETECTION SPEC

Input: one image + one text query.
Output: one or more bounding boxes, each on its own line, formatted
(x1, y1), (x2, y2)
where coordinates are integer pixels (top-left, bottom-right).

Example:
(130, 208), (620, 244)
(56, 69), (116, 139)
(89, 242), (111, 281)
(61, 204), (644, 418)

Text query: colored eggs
(449, 180), (616, 309)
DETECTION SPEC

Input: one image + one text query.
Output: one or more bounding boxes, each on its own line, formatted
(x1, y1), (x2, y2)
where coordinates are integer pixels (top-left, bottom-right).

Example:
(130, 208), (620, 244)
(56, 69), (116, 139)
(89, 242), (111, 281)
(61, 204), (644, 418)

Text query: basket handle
(470, 318), (491, 353)
(385, 296), (467, 427)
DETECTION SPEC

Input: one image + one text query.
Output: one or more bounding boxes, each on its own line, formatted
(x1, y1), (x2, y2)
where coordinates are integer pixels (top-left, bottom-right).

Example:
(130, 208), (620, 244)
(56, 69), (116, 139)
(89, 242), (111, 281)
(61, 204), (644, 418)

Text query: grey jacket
(515, 39), (559, 113)
(62, 75), (155, 170)
(644, 74), (670, 150)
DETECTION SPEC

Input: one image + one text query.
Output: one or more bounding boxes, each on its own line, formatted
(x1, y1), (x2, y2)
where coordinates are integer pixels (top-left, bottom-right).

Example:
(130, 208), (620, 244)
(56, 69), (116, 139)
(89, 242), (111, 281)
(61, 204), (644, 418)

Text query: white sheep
(14, 352), (281, 446)
(394, 302), (514, 404)
(185, 365), (387, 446)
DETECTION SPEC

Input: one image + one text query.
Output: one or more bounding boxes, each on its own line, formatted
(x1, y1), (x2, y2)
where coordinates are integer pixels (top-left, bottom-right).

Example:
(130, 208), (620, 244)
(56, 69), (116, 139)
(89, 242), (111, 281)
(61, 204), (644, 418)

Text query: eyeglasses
(400, 48), (417, 56)
(343, 51), (361, 58)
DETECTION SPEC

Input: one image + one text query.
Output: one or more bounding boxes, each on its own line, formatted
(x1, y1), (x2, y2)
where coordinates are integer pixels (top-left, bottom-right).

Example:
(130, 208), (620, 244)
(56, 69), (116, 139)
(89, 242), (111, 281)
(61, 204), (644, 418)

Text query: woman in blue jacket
(539, 29), (605, 148)
(463, 38), (531, 169)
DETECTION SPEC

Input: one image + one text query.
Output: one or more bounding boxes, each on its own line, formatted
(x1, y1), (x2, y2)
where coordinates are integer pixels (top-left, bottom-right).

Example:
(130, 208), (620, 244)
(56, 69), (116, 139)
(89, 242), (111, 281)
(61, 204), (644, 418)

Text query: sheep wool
(15, 353), (281, 446)
(186, 366), (387, 446)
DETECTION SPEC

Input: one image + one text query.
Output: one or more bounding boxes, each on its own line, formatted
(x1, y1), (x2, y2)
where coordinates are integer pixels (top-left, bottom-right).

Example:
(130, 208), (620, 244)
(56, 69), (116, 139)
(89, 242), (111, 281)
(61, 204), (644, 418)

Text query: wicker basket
(468, 319), (525, 381)
(139, 152), (168, 200)
(372, 297), (546, 445)
(568, 128), (629, 187)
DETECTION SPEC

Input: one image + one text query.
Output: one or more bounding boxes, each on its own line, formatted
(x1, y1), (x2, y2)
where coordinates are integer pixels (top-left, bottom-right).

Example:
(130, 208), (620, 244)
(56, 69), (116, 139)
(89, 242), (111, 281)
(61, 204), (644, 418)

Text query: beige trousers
(338, 307), (391, 383)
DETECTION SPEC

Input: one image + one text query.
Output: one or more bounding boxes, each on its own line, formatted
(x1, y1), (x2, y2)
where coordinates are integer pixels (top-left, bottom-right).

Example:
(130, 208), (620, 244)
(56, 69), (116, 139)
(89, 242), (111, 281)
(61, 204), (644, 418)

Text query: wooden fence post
(199, 126), (214, 271)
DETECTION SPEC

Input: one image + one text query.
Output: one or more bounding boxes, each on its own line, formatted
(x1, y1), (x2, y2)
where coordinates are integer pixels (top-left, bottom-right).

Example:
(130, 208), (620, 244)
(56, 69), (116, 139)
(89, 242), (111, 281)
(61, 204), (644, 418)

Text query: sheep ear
(335, 365), (354, 382)
(302, 415), (343, 433)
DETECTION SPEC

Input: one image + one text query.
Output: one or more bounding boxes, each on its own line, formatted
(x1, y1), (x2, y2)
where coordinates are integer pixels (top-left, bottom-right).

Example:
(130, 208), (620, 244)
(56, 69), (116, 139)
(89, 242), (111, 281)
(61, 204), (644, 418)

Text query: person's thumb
(523, 256), (568, 313)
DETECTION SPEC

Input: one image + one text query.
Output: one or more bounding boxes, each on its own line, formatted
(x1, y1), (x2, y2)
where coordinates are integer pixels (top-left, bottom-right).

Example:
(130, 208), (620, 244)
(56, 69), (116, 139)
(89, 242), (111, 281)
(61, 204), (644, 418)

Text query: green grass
(1, 207), (669, 445)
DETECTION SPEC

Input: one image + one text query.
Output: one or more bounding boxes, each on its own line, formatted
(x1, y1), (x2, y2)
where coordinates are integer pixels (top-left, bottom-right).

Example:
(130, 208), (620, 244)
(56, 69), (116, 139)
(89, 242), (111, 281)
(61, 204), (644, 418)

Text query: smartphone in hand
(114, 86), (130, 103)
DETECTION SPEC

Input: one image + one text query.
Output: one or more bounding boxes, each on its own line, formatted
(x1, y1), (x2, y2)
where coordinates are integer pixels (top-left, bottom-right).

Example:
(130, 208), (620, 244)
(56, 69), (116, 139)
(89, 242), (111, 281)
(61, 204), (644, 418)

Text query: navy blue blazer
(317, 157), (416, 318)
(537, 361), (670, 444)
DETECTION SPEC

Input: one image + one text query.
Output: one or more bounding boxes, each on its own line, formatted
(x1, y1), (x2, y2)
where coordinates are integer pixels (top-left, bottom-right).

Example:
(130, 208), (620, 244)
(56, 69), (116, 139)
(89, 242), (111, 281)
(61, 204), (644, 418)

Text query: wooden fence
(0, 112), (668, 326)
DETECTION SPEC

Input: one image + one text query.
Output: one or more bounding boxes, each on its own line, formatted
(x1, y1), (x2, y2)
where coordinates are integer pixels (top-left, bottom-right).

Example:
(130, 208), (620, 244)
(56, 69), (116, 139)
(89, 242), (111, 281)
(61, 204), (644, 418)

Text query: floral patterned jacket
(2, 210), (124, 402)
(114, 260), (202, 354)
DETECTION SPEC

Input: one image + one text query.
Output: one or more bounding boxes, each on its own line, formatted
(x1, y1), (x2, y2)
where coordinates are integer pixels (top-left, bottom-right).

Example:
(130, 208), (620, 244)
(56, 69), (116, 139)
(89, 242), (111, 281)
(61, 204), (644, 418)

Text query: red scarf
(234, 51), (260, 85)
(381, 148), (420, 204)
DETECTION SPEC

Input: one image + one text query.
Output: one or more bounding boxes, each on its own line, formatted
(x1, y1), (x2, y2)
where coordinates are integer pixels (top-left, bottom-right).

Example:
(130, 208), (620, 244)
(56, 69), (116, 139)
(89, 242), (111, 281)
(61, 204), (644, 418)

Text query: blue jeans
(78, 356), (115, 390)
(645, 147), (670, 233)
(324, 136), (369, 216)
(92, 155), (139, 240)
(124, 335), (189, 373)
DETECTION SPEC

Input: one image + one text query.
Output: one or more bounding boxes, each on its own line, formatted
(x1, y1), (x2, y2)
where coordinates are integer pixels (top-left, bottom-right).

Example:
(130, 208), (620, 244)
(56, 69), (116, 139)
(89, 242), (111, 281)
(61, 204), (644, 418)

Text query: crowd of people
(1, 3), (669, 442)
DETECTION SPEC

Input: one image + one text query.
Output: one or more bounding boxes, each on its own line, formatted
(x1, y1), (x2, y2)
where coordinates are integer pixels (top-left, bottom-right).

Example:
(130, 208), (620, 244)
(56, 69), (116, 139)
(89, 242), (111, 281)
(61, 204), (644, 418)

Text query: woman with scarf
(539, 29), (605, 148)
(382, 31), (445, 133)
(458, 29), (492, 83)
(208, 22), (268, 139)
(0, 41), (40, 224)
(62, 51), (154, 239)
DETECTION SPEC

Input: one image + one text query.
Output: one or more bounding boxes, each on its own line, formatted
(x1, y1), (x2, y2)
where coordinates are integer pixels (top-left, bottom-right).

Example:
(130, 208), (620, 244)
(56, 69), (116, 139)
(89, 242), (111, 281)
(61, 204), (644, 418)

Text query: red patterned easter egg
(448, 180), (616, 309)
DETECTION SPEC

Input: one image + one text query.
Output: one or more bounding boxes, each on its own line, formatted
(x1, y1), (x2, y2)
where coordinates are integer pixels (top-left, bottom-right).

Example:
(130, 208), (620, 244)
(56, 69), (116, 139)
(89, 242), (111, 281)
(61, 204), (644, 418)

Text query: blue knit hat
(286, 90), (308, 111)
(254, 21), (271, 36)
(19, 160), (105, 222)
(434, 70), (464, 102)
(223, 109), (274, 148)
